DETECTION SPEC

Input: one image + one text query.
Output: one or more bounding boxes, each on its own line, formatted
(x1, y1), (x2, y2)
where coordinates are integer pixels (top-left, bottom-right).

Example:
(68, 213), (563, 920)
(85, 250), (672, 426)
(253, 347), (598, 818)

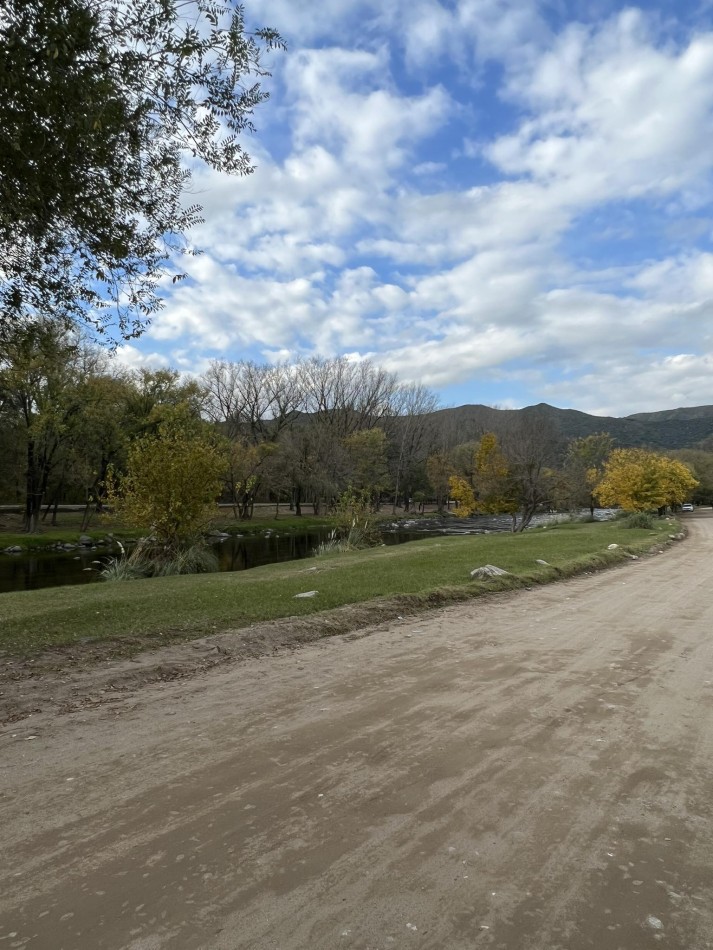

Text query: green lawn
(0, 519), (677, 658)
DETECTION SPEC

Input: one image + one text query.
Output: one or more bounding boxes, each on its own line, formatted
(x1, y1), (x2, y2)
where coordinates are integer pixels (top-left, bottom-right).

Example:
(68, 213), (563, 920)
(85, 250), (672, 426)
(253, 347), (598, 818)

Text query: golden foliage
(108, 405), (227, 551)
(448, 475), (476, 516)
(473, 432), (518, 514)
(594, 448), (698, 511)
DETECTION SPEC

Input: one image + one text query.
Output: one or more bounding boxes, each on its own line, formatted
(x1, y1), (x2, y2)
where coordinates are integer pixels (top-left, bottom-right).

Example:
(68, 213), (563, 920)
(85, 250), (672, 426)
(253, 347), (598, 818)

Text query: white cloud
(112, 346), (170, 372)
(542, 353), (713, 417)
(488, 14), (713, 206)
(142, 4), (713, 416)
(284, 46), (451, 175)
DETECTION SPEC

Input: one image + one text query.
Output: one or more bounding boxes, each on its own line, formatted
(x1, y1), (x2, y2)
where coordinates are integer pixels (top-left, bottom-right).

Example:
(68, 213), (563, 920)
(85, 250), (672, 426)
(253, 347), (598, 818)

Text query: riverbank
(0, 504), (437, 553)
(0, 519), (679, 669)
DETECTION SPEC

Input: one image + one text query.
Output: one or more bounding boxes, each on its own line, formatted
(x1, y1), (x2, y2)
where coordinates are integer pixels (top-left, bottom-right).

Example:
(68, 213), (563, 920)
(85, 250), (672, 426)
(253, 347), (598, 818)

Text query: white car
(681, 503), (694, 512)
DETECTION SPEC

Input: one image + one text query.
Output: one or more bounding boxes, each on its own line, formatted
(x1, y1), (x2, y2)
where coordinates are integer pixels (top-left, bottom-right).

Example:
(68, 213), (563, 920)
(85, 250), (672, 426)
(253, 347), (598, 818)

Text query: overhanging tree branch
(0, 0), (284, 340)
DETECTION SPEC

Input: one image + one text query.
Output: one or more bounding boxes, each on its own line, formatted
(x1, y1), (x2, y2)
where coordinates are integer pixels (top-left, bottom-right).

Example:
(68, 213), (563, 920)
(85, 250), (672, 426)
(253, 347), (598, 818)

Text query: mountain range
(431, 403), (713, 452)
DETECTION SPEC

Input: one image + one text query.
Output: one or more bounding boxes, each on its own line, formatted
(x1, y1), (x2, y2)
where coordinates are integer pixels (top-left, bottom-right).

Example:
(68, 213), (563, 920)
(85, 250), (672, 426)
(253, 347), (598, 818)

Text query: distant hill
(626, 405), (713, 423)
(430, 403), (713, 451)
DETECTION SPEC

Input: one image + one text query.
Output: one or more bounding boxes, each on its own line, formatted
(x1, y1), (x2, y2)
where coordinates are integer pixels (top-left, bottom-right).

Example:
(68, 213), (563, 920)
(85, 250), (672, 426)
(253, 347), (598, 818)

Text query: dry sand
(2, 513), (713, 949)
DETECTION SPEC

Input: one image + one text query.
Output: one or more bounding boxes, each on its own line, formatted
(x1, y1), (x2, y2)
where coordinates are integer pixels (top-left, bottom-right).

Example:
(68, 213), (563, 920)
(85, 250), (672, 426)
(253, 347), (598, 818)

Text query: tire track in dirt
(1, 513), (713, 949)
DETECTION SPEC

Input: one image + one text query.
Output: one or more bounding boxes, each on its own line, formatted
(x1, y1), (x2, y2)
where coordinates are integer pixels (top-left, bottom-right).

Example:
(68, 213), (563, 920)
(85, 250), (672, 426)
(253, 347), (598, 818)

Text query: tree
(385, 383), (439, 513)
(563, 433), (614, 517)
(445, 433), (520, 522)
(1, 0), (284, 338)
(473, 432), (519, 519)
(65, 371), (137, 529)
(500, 416), (560, 532)
(674, 449), (713, 505)
(449, 440), (480, 485)
(224, 441), (277, 520)
(298, 357), (399, 437)
(124, 368), (206, 436)
(202, 359), (301, 444)
(595, 449), (698, 512)
(275, 424), (347, 516)
(0, 320), (84, 531)
(448, 475), (476, 516)
(109, 405), (227, 552)
(202, 359), (302, 517)
(426, 452), (452, 513)
(344, 428), (390, 507)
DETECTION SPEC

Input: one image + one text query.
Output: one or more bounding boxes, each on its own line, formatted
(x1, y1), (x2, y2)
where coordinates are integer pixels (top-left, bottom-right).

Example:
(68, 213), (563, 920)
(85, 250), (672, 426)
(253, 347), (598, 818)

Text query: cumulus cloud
(142, 2), (713, 414)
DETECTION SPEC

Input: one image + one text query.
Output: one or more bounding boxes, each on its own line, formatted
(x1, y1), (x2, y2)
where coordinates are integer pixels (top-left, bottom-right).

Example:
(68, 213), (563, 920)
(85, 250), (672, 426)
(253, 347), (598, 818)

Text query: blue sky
(121, 0), (713, 416)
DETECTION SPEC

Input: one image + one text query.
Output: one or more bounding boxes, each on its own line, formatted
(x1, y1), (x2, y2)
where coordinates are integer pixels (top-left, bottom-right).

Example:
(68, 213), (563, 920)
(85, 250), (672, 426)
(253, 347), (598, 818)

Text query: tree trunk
(41, 495), (56, 522)
(80, 502), (93, 532)
(516, 501), (537, 533)
(23, 440), (42, 533)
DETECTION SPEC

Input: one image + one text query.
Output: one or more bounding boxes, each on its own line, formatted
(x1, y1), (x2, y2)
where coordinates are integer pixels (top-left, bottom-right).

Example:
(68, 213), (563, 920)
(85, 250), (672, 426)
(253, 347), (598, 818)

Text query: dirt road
(2, 515), (713, 950)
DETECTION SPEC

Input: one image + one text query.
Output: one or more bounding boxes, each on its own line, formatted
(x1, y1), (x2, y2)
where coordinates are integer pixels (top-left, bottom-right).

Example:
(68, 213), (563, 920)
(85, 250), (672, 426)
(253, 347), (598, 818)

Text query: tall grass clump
(314, 529), (352, 556)
(149, 545), (219, 576)
(101, 540), (219, 581)
(621, 511), (656, 529)
(313, 488), (383, 557)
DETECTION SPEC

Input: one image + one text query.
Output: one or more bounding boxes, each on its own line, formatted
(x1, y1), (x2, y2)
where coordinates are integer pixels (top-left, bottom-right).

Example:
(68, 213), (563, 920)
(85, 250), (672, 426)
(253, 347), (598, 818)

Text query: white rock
(607, 543), (619, 550)
(294, 590), (319, 598)
(470, 564), (511, 578)
(535, 559), (550, 566)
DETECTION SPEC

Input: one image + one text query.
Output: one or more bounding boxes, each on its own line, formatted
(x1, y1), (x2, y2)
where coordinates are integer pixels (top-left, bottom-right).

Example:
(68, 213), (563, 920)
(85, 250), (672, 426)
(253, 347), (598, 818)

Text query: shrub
(330, 488), (382, 548)
(621, 512), (655, 529)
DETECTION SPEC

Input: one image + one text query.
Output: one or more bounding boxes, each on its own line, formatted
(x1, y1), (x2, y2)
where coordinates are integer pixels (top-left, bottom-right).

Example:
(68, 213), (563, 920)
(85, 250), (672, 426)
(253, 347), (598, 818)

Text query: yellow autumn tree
(109, 404), (227, 553)
(594, 448), (698, 512)
(473, 432), (518, 516)
(447, 434), (523, 521)
(448, 474), (476, 516)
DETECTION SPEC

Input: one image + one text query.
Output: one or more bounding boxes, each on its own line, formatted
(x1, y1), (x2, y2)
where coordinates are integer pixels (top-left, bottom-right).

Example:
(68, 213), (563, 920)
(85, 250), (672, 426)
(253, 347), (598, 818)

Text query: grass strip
(0, 519), (678, 659)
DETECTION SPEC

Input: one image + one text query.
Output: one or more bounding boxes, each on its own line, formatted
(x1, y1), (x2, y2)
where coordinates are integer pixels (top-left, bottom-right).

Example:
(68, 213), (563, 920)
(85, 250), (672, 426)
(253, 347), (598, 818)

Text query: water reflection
(0, 528), (361, 594)
(0, 548), (101, 594)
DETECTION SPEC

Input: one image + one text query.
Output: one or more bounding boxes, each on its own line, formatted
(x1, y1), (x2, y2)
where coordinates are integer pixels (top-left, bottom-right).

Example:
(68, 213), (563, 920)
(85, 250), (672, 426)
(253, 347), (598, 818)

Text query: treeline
(0, 322), (443, 530)
(1, 322), (711, 534)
